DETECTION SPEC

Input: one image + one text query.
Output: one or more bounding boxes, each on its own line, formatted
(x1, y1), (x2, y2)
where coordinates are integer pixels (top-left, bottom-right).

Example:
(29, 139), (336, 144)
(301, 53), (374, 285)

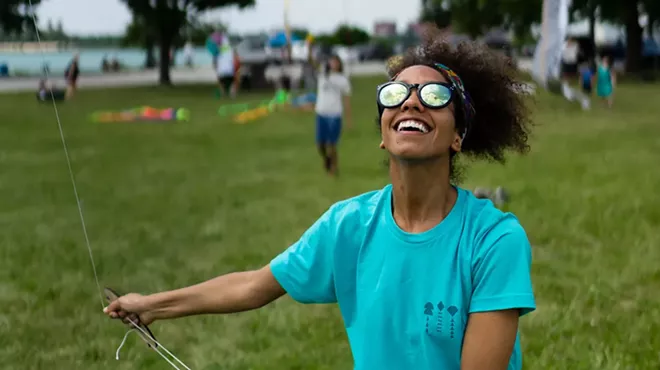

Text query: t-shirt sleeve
(469, 215), (536, 316)
(341, 76), (352, 96)
(269, 206), (337, 304)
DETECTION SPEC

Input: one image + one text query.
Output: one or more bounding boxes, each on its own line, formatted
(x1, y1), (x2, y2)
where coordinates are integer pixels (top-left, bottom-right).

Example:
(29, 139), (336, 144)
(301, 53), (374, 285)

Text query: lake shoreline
(0, 62), (389, 93)
(0, 59), (534, 94)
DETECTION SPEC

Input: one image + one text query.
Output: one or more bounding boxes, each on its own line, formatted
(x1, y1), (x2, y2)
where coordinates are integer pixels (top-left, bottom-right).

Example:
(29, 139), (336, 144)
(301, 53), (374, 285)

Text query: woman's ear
(450, 132), (462, 153)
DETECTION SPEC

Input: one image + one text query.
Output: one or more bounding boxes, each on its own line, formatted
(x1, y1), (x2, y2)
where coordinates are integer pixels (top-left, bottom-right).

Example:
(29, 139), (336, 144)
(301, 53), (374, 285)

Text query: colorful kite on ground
(218, 89), (291, 124)
(91, 106), (190, 123)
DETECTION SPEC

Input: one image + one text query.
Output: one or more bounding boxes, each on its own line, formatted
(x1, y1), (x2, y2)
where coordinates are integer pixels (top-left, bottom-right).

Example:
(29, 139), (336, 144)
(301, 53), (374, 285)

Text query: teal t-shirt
(270, 184), (536, 369)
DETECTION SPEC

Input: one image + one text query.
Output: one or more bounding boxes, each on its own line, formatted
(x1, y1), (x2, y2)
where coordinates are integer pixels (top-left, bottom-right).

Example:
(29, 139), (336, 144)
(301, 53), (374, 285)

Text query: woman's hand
(104, 293), (155, 326)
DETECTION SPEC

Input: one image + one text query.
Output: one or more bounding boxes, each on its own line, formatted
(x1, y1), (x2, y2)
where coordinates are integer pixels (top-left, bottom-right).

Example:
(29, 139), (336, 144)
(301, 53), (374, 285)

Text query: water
(0, 47), (215, 76)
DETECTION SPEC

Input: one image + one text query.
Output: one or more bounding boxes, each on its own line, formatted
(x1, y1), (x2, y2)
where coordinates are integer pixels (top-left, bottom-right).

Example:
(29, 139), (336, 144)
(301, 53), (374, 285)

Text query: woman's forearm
(142, 266), (285, 322)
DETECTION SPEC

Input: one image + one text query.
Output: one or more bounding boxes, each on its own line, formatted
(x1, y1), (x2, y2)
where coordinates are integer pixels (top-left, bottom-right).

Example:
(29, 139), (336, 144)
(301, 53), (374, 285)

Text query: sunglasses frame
(376, 81), (456, 111)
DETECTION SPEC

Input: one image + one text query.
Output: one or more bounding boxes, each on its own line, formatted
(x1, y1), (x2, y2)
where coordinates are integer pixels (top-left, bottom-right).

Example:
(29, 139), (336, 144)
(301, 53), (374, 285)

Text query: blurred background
(1, 1), (660, 369)
(0, 0), (658, 85)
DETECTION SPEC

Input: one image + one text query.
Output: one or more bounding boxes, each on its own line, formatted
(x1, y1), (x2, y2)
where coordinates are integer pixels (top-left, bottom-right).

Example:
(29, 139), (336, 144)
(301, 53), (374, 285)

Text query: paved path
(0, 59), (534, 94)
(0, 62), (388, 93)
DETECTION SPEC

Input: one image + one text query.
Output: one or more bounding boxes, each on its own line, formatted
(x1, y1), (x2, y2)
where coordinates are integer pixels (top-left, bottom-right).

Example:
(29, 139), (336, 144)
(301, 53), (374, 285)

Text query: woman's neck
(389, 157), (457, 233)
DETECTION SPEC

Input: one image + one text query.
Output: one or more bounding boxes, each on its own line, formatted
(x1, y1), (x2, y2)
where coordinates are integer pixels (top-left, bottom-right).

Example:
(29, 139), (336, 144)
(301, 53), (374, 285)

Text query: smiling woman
(380, 34), (533, 182)
(104, 33), (538, 370)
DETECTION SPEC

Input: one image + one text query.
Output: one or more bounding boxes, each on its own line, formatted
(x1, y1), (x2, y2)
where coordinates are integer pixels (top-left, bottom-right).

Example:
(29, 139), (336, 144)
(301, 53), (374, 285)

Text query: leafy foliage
(420, 0), (452, 29)
(120, 0), (255, 84)
(420, 0), (542, 40)
(0, 0), (41, 34)
(315, 25), (370, 47)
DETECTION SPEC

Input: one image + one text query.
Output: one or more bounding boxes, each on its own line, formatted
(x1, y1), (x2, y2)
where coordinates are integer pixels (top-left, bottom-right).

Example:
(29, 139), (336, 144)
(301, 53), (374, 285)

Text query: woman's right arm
(104, 264), (285, 324)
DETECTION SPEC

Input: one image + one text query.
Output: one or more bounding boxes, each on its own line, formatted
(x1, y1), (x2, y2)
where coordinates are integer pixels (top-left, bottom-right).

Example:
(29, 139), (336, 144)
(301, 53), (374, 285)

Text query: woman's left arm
(461, 309), (520, 370)
(460, 216), (536, 370)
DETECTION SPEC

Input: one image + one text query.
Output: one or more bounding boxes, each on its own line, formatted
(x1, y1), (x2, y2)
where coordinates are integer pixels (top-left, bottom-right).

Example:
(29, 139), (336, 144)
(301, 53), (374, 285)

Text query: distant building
(374, 22), (397, 38)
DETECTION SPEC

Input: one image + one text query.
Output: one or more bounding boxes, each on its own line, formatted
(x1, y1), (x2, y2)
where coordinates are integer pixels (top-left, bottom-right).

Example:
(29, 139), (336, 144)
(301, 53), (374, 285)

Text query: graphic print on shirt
(423, 301), (462, 340)
(436, 301), (444, 333)
(424, 302), (434, 333)
(447, 305), (458, 339)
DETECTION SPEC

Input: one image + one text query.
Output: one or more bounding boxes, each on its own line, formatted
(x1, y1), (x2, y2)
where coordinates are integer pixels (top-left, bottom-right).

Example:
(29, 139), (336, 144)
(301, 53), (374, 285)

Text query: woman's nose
(401, 89), (424, 112)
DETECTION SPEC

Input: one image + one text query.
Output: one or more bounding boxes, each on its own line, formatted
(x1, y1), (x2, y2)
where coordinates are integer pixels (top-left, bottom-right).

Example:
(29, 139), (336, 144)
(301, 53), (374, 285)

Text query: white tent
(565, 20), (624, 45)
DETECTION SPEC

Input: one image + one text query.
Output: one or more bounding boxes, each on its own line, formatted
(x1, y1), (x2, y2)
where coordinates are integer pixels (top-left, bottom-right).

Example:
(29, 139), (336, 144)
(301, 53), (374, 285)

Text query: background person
(64, 53), (80, 99)
(314, 54), (352, 176)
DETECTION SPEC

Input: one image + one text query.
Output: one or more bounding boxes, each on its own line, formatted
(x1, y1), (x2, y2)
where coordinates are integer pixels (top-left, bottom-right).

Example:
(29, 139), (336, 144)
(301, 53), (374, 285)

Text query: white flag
(532, 0), (571, 87)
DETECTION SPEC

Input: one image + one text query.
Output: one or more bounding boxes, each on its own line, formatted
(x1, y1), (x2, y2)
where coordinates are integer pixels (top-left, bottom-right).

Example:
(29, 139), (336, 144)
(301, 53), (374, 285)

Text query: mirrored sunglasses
(377, 81), (455, 110)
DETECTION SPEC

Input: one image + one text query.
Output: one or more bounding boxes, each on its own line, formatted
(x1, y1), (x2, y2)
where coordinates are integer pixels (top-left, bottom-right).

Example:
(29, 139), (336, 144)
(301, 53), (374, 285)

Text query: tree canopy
(569, 0), (660, 72)
(120, 0), (255, 85)
(0, 0), (41, 34)
(421, 0), (659, 73)
(314, 25), (370, 47)
(421, 0), (541, 39)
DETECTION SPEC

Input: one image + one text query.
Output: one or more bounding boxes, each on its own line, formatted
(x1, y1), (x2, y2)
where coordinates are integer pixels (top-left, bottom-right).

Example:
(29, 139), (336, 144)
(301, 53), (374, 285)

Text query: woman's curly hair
(382, 33), (534, 181)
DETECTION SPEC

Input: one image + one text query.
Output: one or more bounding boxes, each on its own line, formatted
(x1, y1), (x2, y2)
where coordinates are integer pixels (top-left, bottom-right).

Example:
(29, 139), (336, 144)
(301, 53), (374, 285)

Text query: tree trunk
(623, 4), (643, 74)
(145, 37), (156, 69)
(158, 32), (173, 85)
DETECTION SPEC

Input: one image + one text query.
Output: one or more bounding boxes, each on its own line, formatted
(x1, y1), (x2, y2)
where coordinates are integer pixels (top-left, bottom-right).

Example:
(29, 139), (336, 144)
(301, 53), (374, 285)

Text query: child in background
(596, 56), (616, 108)
(577, 60), (594, 110)
(314, 55), (352, 176)
(64, 53), (80, 100)
(579, 61), (594, 95)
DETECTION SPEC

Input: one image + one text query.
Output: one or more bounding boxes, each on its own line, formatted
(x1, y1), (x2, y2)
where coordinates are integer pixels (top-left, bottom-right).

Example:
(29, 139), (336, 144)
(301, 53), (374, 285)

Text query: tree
(334, 25), (370, 46)
(431, 0), (541, 40)
(587, 0), (645, 73)
(619, 3), (643, 73)
(497, 0), (542, 40)
(315, 33), (338, 46)
(185, 20), (222, 46)
(0, 0), (41, 35)
(570, 0), (597, 46)
(290, 27), (309, 41)
(122, 15), (158, 68)
(449, 0), (504, 38)
(420, 0), (452, 29)
(120, 0), (255, 85)
(55, 18), (64, 36)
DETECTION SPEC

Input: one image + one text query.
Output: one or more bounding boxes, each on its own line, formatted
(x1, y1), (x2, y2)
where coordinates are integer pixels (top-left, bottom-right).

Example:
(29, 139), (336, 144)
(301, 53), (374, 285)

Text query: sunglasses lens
(379, 83), (408, 107)
(420, 84), (452, 107)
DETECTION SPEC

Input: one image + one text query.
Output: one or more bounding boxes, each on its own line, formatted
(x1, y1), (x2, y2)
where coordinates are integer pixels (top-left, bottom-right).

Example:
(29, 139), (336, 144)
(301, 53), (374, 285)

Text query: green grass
(1, 76), (660, 370)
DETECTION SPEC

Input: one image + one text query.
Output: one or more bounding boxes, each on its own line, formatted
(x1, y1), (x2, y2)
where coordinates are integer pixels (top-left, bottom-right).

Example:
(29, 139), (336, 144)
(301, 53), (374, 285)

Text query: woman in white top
(314, 55), (352, 176)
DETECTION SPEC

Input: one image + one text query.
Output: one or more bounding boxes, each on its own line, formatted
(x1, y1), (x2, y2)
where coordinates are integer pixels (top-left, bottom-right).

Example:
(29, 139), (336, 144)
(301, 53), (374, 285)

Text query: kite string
(111, 316), (193, 370)
(115, 329), (136, 360)
(26, 2), (192, 369)
(26, 0), (105, 311)
(126, 317), (192, 370)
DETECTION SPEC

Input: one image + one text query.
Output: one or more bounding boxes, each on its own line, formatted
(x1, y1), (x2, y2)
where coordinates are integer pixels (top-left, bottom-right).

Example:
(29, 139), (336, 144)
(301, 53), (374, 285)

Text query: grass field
(1, 75), (660, 370)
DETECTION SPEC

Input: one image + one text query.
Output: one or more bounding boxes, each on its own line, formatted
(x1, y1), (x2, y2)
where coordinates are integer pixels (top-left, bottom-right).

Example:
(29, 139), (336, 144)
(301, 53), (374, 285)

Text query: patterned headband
(434, 63), (476, 140)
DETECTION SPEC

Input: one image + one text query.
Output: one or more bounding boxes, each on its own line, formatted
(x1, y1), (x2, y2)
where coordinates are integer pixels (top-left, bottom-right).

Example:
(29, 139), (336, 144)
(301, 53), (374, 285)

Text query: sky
(37, 0), (422, 36)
